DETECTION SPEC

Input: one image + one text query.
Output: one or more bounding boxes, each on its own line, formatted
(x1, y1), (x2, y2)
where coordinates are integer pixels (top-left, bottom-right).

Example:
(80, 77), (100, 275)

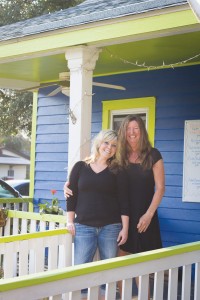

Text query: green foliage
(1, 135), (31, 156)
(0, 0), (84, 26)
(0, 89), (33, 137)
(39, 190), (64, 215)
(0, 0), (84, 137)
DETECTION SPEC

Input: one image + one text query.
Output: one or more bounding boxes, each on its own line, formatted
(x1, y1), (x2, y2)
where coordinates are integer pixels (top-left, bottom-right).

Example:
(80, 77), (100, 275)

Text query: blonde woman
(66, 129), (129, 299)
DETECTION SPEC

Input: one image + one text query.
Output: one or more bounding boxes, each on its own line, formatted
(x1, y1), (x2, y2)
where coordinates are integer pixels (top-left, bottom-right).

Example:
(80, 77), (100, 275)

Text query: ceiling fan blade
(92, 81), (126, 90)
(47, 86), (62, 96)
(19, 85), (41, 92)
(20, 83), (59, 92)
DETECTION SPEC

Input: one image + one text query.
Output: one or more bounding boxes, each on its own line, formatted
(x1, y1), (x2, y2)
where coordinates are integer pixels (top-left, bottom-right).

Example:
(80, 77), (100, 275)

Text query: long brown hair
(116, 115), (152, 169)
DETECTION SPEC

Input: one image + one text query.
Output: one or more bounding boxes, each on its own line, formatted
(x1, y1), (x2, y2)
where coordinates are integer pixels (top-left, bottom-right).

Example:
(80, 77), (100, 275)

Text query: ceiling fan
(23, 72), (126, 96)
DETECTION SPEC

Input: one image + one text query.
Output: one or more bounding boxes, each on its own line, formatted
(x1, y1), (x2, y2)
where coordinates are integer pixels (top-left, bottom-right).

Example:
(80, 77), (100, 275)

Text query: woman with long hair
(66, 129), (129, 299)
(117, 115), (165, 255)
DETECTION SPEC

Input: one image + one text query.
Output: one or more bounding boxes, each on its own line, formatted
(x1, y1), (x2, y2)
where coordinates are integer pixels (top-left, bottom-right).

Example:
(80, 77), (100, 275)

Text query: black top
(120, 148), (163, 254)
(67, 161), (129, 227)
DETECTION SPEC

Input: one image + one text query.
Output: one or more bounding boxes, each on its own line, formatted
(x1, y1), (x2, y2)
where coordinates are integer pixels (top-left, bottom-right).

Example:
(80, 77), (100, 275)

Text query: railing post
(138, 275), (149, 300)
(194, 262), (200, 300)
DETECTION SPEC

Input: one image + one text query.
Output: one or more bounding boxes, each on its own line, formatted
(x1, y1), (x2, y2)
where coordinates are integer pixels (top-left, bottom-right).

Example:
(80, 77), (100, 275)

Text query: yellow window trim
(102, 97), (156, 146)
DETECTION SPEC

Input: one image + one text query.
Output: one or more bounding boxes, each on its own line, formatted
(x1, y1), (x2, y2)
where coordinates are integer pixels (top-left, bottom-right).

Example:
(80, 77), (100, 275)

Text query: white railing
(0, 241), (199, 300)
(0, 198), (32, 212)
(0, 229), (72, 279)
(0, 210), (67, 236)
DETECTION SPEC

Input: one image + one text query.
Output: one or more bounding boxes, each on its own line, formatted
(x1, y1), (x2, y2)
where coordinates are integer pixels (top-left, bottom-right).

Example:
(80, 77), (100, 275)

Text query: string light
(105, 48), (200, 71)
(68, 48), (200, 123)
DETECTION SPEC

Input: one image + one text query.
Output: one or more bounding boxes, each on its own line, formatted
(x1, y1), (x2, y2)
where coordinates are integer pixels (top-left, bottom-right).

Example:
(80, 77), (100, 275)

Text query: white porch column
(65, 46), (100, 174)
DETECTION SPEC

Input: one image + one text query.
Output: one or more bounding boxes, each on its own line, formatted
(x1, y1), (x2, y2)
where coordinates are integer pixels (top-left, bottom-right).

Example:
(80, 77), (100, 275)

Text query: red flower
(51, 189), (57, 195)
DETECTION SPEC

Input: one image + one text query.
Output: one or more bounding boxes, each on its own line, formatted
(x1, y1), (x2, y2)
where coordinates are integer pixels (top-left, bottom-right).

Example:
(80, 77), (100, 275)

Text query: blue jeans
(74, 223), (122, 296)
(74, 223), (122, 265)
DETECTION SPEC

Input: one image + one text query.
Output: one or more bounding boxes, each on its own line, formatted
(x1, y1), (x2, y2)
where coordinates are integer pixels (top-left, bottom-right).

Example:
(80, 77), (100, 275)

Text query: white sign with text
(183, 120), (200, 202)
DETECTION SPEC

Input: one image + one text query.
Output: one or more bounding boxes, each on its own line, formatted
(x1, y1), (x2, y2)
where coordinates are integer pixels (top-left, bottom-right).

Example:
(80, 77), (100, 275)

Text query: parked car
(0, 179), (30, 198)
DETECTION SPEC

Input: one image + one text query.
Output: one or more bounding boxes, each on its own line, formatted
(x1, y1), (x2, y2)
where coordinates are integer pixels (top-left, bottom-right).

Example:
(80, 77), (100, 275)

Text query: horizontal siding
(152, 65), (200, 247)
(34, 65), (200, 249)
(159, 207), (200, 222)
(162, 153), (183, 163)
(34, 87), (69, 206)
(36, 133), (67, 143)
(164, 162), (183, 174)
(35, 171), (66, 181)
(37, 124), (69, 134)
(160, 219), (200, 234)
(160, 197), (200, 209)
(36, 143), (68, 153)
(156, 129), (184, 140)
(94, 65), (200, 248)
(161, 231), (200, 244)
(158, 140), (184, 151)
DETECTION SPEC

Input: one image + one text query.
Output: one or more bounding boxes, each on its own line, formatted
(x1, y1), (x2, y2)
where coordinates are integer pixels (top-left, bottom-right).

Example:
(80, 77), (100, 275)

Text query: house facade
(0, 147), (30, 180)
(0, 0), (200, 248)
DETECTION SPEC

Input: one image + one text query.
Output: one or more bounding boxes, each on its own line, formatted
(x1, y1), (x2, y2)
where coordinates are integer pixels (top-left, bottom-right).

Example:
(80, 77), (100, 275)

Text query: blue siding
(35, 64), (200, 248)
(34, 88), (69, 209)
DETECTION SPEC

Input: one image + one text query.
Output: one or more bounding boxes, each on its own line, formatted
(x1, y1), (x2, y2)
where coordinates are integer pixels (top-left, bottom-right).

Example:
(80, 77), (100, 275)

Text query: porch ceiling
(0, 30), (200, 87)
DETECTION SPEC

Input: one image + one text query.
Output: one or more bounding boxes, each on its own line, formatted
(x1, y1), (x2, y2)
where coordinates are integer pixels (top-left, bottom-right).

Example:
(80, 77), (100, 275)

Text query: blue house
(0, 0), (200, 250)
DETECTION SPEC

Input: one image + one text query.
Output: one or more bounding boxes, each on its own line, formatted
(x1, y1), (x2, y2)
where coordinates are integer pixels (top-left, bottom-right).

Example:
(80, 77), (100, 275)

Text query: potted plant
(39, 190), (64, 215)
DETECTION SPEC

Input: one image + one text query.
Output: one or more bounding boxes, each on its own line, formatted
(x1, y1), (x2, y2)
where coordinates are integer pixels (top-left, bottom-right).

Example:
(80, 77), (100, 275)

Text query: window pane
(112, 113), (146, 132)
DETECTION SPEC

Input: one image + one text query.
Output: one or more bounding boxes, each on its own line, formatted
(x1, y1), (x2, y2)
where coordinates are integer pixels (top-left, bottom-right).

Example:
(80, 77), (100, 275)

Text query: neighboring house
(0, 147), (30, 180)
(0, 0), (200, 249)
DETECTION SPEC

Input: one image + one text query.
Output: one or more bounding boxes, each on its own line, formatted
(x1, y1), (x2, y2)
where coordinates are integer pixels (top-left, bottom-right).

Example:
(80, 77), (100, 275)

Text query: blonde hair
(116, 115), (152, 169)
(85, 130), (118, 170)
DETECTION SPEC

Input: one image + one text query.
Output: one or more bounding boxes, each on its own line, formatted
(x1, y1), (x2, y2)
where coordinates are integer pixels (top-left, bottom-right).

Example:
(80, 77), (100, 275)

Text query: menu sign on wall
(183, 120), (200, 202)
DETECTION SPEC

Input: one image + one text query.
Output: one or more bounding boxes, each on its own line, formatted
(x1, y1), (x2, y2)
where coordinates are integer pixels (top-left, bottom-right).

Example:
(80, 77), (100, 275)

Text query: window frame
(102, 97), (156, 146)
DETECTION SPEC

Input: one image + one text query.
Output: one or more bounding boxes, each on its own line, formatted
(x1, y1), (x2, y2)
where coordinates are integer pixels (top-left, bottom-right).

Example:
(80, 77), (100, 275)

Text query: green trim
(94, 60), (200, 77)
(0, 198), (32, 204)
(0, 228), (69, 244)
(29, 92), (37, 212)
(102, 97), (156, 146)
(0, 241), (199, 292)
(0, 10), (196, 61)
(7, 210), (67, 223)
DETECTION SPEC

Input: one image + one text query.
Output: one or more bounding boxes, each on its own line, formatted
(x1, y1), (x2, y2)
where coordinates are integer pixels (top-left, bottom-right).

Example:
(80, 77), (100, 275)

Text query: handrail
(1, 210), (67, 237)
(0, 198), (32, 204)
(0, 228), (69, 243)
(0, 240), (199, 292)
(7, 210), (67, 223)
(0, 198), (33, 212)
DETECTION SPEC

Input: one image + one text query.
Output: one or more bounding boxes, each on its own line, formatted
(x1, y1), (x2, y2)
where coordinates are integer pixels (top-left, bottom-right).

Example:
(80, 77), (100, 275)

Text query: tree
(1, 134), (31, 157)
(0, 0), (84, 138)
(0, 89), (33, 137)
(0, 0), (84, 26)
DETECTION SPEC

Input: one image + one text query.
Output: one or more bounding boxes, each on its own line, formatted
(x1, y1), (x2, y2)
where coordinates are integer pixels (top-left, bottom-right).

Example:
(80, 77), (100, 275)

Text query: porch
(0, 204), (199, 300)
(0, 237), (199, 300)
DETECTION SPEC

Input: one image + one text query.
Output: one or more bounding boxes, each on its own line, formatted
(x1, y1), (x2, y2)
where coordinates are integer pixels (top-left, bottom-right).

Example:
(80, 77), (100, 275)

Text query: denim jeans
(74, 223), (122, 265)
(74, 223), (122, 296)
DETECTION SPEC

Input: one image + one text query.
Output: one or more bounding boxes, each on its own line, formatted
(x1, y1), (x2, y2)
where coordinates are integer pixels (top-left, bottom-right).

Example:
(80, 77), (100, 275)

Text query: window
(102, 97), (156, 146)
(8, 167), (14, 178)
(111, 108), (147, 132)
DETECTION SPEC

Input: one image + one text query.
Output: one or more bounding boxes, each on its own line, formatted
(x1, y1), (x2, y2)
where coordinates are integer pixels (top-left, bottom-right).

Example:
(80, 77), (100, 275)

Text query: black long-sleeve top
(67, 161), (129, 227)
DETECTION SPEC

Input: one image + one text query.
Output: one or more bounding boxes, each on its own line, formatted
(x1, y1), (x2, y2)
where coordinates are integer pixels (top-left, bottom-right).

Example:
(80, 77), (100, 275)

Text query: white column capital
(65, 46), (101, 72)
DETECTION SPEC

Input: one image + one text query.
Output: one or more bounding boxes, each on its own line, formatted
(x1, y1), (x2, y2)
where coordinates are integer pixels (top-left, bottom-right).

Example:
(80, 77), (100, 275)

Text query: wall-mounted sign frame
(183, 120), (200, 202)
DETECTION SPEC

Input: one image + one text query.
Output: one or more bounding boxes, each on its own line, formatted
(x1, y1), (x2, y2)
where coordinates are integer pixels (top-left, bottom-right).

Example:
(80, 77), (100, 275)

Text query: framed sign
(183, 120), (200, 202)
